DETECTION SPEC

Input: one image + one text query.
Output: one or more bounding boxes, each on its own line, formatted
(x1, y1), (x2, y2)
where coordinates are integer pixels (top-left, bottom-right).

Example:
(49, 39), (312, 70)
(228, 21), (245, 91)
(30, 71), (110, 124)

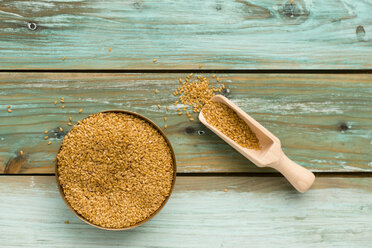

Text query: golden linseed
(62, 106), (65, 109)
(7, 109), (12, 113)
(79, 109), (83, 113)
(20, 150), (24, 156)
(7, 105), (10, 109)
(44, 130), (48, 134)
(173, 75), (224, 113)
(57, 112), (174, 229)
(59, 127), (63, 132)
(155, 89), (159, 94)
(202, 101), (260, 150)
(44, 136), (48, 140)
(54, 101), (58, 105)
(153, 59), (157, 63)
(48, 141), (52, 145)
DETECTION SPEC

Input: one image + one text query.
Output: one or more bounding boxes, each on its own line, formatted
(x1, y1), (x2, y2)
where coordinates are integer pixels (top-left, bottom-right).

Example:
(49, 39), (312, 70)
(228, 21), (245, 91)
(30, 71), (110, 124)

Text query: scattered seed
(155, 89), (159, 94)
(52, 158), (56, 162)
(213, 75), (216, 78)
(79, 109), (83, 113)
(69, 117), (72, 121)
(153, 59), (157, 63)
(157, 105), (161, 109)
(183, 107), (188, 111)
(59, 127), (63, 132)
(290, 0), (294, 4)
(54, 101), (58, 105)
(179, 78), (183, 83)
(44, 136), (48, 140)
(7, 105), (10, 109)
(178, 112), (182, 115)
(174, 101), (179, 105)
(164, 116), (167, 121)
(48, 141), (52, 145)
(199, 64), (202, 69)
(64, 221), (69, 224)
(189, 118), (194, 121)
(189, 73), (193, 77)
(44, 130), (48, 134)
(20, 150), (24, 156)
(62, 56), (66, 61)
(109, 47), (112, 52)
(68, 123), (72, 126)
(62, 106), (65, 109)
(166, 106), (169, 111)
(7, 109), (12, 113)
(177, 108), (180, 112)
(216, 77), (220, 82)
(224, 189), (228, 192)
(164, 124), (168, 129)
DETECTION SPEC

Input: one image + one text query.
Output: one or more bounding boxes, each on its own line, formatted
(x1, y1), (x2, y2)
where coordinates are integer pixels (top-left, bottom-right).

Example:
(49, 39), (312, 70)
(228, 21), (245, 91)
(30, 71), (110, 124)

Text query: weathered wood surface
(0, 176), (371, 247)
(1, 73), (371, 173)
(0, 0), (371, 69)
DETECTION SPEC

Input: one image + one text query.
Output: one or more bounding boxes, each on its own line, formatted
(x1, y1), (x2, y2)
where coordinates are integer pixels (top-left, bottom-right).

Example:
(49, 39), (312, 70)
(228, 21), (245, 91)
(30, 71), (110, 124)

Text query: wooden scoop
(199, 95), (315, 193)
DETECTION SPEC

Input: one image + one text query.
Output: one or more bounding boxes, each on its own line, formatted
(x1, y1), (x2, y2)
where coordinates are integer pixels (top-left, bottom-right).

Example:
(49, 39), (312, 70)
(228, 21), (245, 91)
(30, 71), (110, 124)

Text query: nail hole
(221, 88), (230, 97)
(339, 122), (350, 132)
(185, 126), (195, 134)
(27, 22), (37, 31)
(356, 25), (366, 42)
(198, 130), (205, 135)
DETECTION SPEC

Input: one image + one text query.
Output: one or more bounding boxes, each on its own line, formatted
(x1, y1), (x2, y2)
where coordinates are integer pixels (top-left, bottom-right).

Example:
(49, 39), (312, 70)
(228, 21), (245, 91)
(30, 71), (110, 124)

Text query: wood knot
(53, 127), (65, 139)
(27, 22), (37, 31)
(278, 0), (309, 23)
(4, 152), (28, 174)
(356, 25), (366, 42)
(339, 122), (350, 132)
(216, 4), (222, 11)
(185, 126), (195, 134)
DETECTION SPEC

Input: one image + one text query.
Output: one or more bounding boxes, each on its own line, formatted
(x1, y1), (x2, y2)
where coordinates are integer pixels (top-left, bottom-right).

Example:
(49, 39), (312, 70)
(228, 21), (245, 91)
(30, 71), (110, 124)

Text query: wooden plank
(0, 176), (371, 247)
(0, 0), (371, 69)
(0, 73), (371, 173)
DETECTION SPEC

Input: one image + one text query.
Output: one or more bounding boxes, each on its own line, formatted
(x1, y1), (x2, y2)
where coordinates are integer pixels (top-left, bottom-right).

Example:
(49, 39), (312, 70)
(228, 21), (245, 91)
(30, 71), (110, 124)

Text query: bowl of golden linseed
(56, 110), (176, 230)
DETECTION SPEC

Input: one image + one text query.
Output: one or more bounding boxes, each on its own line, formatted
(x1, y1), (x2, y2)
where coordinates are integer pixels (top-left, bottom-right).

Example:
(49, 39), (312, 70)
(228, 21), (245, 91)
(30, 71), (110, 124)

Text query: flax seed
(59, 127), (63, 132)
(7, 109), (12, 113)
(109, 47), (112, 52)
(44, 130), (48, 134)
(44, 136), (48, 140)
(54, 101), (58, 105)
(164, 124), (168, 129)
(153, 59), (157, 63)
(57, 112), (174, 228)
(202, 101), (260, 150)
(20, 150), (24, 156)
(62, 106), (65, 109)
(157, 105), (161, 109)
(164, 116), (167, 121)
(166, 106), (169, 111)
(68, 122), (72, 126)
(79, 109), (83, 113)
(7, 105), (10, 109)
(48, 141), (52, 145)
(155, 89), (159, 94)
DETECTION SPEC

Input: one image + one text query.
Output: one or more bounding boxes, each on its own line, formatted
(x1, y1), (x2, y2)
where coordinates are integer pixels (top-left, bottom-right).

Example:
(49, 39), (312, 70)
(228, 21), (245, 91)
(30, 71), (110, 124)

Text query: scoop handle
(270, 151), (315, 193)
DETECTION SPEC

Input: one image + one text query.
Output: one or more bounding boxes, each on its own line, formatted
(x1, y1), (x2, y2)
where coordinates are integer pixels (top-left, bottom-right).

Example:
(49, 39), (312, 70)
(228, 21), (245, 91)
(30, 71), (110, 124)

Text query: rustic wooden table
(0, 0), (371, 247)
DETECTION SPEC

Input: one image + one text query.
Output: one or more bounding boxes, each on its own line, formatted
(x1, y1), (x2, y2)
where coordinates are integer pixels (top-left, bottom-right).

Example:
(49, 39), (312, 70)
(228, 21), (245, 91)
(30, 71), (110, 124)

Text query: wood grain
(0, 73), (371, 173)
(0, 0), (371, 69)
(0, 176), (371, 247)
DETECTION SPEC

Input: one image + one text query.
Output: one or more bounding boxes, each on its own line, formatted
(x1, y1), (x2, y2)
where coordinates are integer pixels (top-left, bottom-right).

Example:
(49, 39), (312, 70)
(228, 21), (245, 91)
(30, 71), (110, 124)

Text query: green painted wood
(0, 0), (371, 69)
(0, 176), (371, 247)
(0, 73), (371, 173)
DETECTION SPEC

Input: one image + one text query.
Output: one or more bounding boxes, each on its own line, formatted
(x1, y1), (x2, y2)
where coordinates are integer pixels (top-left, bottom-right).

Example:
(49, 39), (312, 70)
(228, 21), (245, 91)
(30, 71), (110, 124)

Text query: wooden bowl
(55, 109), (177, 230)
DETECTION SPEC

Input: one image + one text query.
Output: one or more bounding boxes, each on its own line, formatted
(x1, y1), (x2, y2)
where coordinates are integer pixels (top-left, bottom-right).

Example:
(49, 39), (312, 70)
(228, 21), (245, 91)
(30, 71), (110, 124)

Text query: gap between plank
(0, 69), (371, 74)
(1, 172), (371, 177)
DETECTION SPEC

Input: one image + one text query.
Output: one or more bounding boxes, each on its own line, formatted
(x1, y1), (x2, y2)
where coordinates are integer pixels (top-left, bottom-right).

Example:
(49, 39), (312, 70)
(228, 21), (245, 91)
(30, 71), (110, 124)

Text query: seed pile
(57, 112), (174, 229)
(202, 101), (261, 150)
(173, 74), (225, 113)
